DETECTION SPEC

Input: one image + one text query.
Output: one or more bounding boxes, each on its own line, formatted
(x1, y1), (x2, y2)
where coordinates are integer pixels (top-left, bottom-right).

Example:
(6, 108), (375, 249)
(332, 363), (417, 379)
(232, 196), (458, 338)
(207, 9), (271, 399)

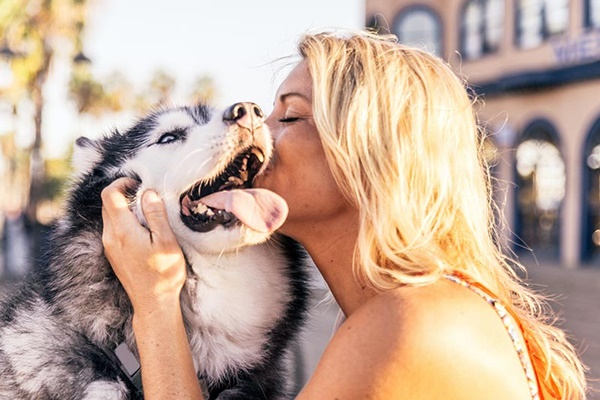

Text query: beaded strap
(444, 274), (541, 400)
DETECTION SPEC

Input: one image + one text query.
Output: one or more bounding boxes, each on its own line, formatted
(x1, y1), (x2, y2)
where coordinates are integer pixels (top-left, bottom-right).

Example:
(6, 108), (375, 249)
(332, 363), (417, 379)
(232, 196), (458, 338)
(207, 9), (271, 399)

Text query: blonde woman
(101, 30), (587, 399)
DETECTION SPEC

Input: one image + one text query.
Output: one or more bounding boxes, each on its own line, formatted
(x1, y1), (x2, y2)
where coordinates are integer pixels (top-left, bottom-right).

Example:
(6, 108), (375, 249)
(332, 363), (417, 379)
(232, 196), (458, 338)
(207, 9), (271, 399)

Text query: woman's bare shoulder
(297, 279), (533, 399)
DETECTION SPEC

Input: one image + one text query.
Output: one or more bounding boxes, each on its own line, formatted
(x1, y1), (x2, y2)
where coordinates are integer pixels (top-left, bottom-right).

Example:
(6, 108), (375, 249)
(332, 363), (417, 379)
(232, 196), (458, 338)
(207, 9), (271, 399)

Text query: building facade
(366, 0), (600, 267)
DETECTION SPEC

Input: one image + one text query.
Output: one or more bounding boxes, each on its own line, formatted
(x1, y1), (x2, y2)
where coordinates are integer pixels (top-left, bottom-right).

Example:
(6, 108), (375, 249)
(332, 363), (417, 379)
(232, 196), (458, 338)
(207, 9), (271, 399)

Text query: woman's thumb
(141, 190), (172, 238)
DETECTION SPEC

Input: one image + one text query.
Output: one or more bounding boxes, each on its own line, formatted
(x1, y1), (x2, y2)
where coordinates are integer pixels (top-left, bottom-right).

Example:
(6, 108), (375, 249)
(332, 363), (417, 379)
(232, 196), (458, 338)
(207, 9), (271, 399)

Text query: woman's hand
(102, 178), (204, 399)
(101, 177), (187, 315)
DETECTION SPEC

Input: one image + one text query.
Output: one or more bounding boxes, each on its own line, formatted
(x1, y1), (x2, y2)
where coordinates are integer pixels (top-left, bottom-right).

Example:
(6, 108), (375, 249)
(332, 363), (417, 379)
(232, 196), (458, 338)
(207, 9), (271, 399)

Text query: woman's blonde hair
(298, 29), (587, 399)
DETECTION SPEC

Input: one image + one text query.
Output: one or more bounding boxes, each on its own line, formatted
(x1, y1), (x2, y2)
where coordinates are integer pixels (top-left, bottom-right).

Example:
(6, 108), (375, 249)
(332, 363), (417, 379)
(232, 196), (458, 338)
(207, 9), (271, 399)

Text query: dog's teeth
(206, 208), (215, 217)
(193, 203), (208, 214)
(251, 148), (264, 163)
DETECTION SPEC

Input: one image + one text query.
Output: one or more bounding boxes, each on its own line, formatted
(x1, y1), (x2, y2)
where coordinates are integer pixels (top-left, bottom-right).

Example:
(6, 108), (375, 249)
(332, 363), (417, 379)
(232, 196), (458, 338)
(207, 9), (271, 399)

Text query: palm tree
(0, 0), (91, 222)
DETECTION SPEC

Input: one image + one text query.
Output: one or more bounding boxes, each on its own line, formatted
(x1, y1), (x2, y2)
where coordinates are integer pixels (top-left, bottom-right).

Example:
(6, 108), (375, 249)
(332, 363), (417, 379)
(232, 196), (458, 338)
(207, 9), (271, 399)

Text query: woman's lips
(262, 154), (276, 174)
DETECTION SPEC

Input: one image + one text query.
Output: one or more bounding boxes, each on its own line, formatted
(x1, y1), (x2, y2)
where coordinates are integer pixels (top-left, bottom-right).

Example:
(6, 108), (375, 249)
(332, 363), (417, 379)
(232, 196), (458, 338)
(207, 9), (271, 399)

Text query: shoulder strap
(444, 273), (549, 400)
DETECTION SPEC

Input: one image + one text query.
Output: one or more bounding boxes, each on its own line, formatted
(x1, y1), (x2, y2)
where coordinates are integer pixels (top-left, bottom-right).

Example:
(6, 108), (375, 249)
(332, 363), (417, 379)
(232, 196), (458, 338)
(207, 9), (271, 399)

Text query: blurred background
(0, 0), (599, 397)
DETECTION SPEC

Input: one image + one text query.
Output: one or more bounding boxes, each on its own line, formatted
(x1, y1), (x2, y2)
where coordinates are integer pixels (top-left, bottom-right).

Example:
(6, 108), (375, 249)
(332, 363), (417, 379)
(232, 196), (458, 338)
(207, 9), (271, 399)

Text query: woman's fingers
(101, 177), (141, 227)
(101, 178), (179, 253)
(141, 190), (178, 247)
(101, 178), (147, 249)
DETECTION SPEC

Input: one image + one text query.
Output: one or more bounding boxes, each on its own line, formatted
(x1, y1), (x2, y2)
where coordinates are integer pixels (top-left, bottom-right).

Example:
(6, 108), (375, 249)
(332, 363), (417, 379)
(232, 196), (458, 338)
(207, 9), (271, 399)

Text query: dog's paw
(82, 380), (128, 400)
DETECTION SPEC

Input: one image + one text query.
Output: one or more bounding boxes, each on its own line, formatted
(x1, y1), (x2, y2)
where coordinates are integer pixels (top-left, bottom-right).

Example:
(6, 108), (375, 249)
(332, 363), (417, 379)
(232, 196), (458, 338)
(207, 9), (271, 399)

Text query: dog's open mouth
(179, 147), (265, 232)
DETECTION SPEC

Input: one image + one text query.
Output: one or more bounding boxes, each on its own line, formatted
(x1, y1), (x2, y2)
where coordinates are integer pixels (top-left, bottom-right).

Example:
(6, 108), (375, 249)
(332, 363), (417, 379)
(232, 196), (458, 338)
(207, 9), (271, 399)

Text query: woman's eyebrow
(278, 91), (311, 104)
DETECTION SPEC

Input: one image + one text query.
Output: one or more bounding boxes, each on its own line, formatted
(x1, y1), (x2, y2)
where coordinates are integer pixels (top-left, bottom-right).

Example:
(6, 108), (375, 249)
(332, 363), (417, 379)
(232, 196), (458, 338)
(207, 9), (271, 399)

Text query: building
(365, 0), (600, 267)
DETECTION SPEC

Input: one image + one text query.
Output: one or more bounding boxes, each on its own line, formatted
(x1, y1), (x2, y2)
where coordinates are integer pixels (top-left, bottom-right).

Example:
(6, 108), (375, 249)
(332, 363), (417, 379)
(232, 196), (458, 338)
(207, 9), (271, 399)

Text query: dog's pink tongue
(200, 189), (288, 233)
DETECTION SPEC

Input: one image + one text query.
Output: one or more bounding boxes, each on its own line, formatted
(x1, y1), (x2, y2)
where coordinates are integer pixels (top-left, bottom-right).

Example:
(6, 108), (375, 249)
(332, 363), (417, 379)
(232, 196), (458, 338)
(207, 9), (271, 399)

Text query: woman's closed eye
(278, 116), (300, 124)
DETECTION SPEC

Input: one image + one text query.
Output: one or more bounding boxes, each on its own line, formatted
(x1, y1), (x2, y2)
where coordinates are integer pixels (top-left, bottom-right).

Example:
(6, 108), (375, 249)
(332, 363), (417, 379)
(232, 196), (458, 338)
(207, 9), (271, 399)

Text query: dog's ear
(72, 136), (102, 176)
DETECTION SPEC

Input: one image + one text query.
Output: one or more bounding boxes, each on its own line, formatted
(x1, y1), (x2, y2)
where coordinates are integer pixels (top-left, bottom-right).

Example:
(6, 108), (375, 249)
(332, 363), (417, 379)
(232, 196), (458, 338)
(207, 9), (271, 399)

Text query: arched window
(514, 120), (565, 261)
(586, 0), (600, 28)
(461, 0), (505, 60)
(581, 118), (600, 263)
(393, 6), (443, 56)
(516, 0), (569, 49)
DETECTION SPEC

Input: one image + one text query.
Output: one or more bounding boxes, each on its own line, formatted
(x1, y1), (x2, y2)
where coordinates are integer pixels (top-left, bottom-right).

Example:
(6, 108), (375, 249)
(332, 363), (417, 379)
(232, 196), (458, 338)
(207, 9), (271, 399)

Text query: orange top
(444, 273), (558, 400)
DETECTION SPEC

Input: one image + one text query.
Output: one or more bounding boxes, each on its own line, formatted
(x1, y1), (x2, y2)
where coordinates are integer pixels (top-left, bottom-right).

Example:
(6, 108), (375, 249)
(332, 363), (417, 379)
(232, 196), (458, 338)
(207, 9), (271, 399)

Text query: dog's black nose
(223, 102), (264, 130)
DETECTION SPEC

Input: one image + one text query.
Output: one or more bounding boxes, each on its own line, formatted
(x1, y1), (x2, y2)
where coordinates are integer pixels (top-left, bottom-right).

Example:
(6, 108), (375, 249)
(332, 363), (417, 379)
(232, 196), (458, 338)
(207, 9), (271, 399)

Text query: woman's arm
(101, 178), (204, 400)
(131, 299), (202, 400)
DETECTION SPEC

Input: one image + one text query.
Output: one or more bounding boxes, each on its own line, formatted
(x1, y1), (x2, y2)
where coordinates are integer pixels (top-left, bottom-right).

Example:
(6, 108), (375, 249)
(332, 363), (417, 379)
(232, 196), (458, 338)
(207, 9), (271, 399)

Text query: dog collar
(98, 342), (143, 398)
(114, 342), (143, 393)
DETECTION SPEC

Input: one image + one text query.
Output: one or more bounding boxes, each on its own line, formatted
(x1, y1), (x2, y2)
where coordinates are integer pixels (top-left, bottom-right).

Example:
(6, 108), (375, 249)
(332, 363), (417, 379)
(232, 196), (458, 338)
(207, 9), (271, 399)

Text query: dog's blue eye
(157, 129), (185, 145)
(157, 134), (177, 144)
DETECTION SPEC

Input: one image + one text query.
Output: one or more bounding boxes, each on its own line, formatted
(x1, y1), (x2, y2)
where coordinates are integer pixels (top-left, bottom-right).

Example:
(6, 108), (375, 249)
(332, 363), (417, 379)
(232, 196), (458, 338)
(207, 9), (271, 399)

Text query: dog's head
(73, 102), (286, 255)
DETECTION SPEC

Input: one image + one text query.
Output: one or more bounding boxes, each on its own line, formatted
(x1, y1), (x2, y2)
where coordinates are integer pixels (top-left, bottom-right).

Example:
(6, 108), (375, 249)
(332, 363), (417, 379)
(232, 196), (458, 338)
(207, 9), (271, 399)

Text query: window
(393, 6), (443, 56)
(586, 0), (600, 28)
(582, 118), (600, 262)
(516, 0), (569, 49)
(461, 0), (505, 60)
(514, 120), (564, 261)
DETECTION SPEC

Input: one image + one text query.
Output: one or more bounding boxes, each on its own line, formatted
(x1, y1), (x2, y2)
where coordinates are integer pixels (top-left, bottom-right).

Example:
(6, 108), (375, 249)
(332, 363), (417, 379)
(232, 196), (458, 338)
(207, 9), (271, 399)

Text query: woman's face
(255, 61), (350, 236)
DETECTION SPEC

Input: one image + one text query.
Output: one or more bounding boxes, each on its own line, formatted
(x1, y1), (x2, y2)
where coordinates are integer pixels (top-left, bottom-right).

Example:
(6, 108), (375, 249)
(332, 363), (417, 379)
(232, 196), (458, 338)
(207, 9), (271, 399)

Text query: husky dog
(0, 102), (309, 399)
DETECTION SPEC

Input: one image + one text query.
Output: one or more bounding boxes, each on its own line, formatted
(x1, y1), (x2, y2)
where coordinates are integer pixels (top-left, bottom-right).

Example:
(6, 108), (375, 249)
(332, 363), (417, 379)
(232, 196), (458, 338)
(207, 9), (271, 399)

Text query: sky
(37, 0), (364, 157)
